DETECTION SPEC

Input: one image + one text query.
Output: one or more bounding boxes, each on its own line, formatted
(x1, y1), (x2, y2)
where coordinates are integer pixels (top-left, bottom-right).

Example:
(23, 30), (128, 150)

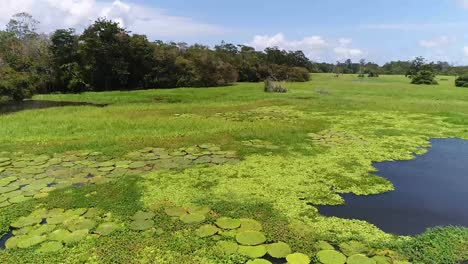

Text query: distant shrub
(410, 70), (438, 85)
(268, 64), (310, 82)
(455, 75), (468, 87)
(367, 71), (379, 78)
(0, 67), (35, 101)
(264, 78), (288, 93)
(287, 67), (310, 82)
(357, 74), (365, 78)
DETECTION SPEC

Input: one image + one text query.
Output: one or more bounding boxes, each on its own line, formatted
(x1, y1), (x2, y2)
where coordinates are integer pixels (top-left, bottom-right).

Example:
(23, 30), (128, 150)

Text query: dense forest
(1, 13), (467, 101)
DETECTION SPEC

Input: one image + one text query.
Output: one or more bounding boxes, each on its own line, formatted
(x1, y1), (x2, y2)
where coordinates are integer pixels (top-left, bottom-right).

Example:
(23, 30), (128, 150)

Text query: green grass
(0, 74), (467, 263)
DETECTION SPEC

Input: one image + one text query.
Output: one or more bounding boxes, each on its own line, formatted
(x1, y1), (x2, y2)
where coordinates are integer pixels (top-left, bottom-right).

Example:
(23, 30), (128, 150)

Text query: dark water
(319, 138), (468, 235)
(0, 231), (13, 250)
(0, 100), (106, 115)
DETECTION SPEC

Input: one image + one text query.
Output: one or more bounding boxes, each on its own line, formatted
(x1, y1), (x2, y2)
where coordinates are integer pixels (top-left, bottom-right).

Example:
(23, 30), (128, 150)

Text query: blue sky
(2, 0), (468, 64)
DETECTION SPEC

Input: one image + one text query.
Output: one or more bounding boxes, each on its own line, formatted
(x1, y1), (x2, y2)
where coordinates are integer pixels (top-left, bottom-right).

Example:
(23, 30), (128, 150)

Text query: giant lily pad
(195, 225), (219, 238)
(132, 211), (155, 221)
(36, 241), (63, 253)
(339, 241), (369, 256)
(128, 162), (147, 169)
(316, 250), (347, 264)
(49, 229), (71, 242)
(187, 205), (210, 215)
(0, 176), (17, 187)
(180, 213), (205, 224)
(372, 256), (392, 264)
(216, 241), (238, 255)
(236, 231), (267, 246)
(347, 254), (377, 264)
(95, 222), (121, 236)
(63, 229), (89, 244)
(9, 196), (33, 205)
(247, 260), (272, 264)
(215, 217), (241, 229)
(129, 220), (154, 231)
(238, 218), (263, 232)
(267, 242), (292, 258)
(17, 235), (47, 248)
(316, 241), (335, 250)
(5, 236), (20, 249)
(164, 207), (187, 217)
(29, 224), (57, 236)
(238, 245), (267, 259)
(286, 253), (311, 264)
(11, 215), (42, 228)
(64, 218), (97, 231)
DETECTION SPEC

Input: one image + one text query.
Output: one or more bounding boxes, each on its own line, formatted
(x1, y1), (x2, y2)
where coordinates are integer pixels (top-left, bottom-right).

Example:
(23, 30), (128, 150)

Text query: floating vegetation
(347, 254), (376, 264)
(307, 130), (366, 147)
(4, 207), (120, 251)
(215, 217), (241, 230)
(238, 245), (267, 259)
(316, 249), (347, 264)
(266, 242), (292, 258)
(235, 231), (267, 246)
(214, 106), (305, 122)
(286, 252), (311, 264)
(195, 225), (219, 238)
(0, 144), (238, 208)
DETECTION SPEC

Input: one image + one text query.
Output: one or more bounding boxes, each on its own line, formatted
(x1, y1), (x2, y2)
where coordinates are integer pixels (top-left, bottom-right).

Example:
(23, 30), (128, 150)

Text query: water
(0, 231), (13, 250)
(319, 138), (468, 236)
(0, 100), (106, 115)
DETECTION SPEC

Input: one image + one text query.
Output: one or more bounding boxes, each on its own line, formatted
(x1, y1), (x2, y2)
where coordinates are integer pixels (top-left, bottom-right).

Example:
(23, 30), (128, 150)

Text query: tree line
(1, 13), (467, 101)
(0, 13), (313, 101)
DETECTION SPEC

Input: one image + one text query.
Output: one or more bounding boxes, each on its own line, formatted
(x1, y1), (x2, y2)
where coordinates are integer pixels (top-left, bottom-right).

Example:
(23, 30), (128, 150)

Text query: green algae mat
(0, 74), (467, 263)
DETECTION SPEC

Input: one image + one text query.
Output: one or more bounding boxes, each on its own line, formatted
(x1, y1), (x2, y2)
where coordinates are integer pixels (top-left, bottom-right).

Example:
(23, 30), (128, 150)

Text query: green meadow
(0, 74), (467, 263)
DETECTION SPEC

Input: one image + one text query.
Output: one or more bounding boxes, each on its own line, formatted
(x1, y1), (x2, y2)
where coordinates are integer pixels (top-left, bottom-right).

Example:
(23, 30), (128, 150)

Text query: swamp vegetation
(0, 74), (467, 263)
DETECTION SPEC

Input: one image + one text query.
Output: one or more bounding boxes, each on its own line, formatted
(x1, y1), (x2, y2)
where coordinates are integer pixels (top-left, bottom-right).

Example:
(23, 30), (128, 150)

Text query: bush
(268, 64), (310, 82)
(287, 67), (310, 82)
(410, 70), (438, 85)
(455, 75), (468, 87)
(0, 67), (35, 101)
(367, 71), (379, 78)
(264, 78), (287, 93)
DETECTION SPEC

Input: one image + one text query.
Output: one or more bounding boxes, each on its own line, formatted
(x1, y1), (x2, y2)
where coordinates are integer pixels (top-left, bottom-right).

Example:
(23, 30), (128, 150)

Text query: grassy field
(0, 74), (467, 263)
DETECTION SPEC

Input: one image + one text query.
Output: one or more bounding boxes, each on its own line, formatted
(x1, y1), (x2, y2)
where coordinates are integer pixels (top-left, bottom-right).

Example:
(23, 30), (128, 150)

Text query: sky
(1, 0), (468, 65)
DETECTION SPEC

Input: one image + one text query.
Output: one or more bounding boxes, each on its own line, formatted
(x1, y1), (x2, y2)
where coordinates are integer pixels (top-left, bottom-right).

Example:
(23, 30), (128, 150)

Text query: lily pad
(238, 245), (267, 259)
(0, 176), (17, 187)
(49, 229), (72, 242)
(64, 218), (97, 231)
(187, 205), (211, 215)
(164, 207), (187, 217)
(286, 253), (311, 264)
(9, 195), (32, 204)
(247, 260), (272, 264)
(317, 241), (335, 250)
(372, 256), (392, 264)
(128, 161), (147, 169)
(132, 211), (155, 221)
(339, 241), (369, 256)
(239, 218), (263, 232)
(180, 213), (206, 224)
(29, 224), (57, 236)
(47, 214), (69, 225)
(5, 236), (20, 249)
(215, 217), (241, 229)
(95, 222), (121, 236)
(129, 219), (154, 231)
(36, 241), (63, 253)
(267, 242), (292, 258)
(195, 225), (219, 238)
(17, 235), (47, 248)
(316, 250), (347, 264)
(63, 229), (89, 244)
(347, 254), (377, 264)
(11, 215), (42, 228)
(216, 241), (239, 255)
(236, 231), (267, 246)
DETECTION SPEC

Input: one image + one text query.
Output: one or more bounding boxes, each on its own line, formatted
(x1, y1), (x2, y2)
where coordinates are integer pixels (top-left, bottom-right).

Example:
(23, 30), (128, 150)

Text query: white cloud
(460, 0), (468, 8)
(464, 46), (468, 57)
(0, 0), (225, 39)
(247, 33), (364, 61)
(419, 36), (455, 48)
(247, 33), (327, 56)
